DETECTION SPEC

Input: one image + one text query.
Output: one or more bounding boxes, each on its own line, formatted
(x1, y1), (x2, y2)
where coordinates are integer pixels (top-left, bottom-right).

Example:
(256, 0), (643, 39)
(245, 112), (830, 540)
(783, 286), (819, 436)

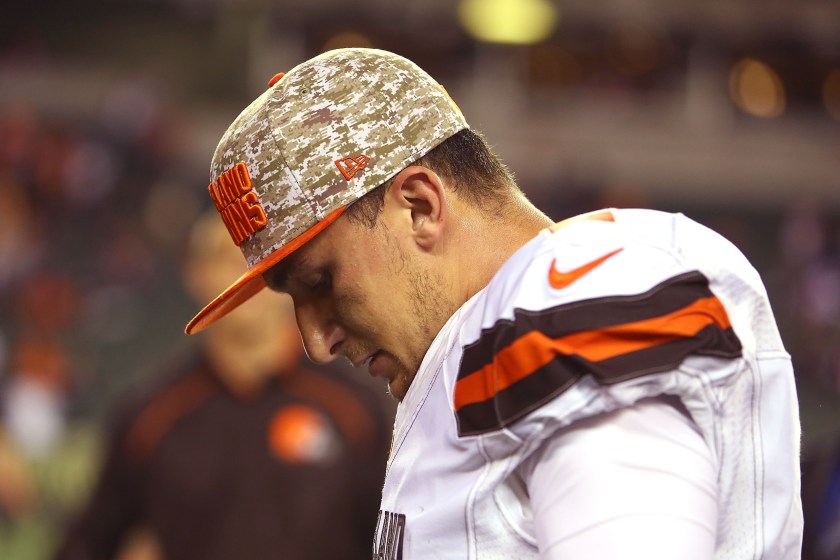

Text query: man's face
(264, 212), (451, 400)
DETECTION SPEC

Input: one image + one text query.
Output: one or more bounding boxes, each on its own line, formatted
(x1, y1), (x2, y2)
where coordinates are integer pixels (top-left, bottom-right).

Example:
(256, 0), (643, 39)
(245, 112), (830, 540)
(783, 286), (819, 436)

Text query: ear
(385, 165), (447, 251)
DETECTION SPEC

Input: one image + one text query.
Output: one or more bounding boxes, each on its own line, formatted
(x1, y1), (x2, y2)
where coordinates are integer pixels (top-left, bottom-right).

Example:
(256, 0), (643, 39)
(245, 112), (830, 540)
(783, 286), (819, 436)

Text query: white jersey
(373, 209), (803, 559)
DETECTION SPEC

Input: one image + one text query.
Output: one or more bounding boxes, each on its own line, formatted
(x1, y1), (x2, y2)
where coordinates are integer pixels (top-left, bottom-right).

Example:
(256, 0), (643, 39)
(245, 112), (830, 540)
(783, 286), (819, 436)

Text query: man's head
(185, 48), (468, 336)
(186, 48), (529, 399)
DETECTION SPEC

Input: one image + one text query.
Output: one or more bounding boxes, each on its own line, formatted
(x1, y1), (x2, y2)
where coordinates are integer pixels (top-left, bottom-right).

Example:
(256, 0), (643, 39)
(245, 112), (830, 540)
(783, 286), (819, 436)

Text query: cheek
(333, 281), (396, 341)
(334, 240), (411, 337)
(335, 293), (378, 337)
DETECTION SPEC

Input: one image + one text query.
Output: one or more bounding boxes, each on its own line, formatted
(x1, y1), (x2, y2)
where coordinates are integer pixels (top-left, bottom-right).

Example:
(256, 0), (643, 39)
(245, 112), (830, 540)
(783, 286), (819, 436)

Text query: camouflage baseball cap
(186, 48), (468, 334)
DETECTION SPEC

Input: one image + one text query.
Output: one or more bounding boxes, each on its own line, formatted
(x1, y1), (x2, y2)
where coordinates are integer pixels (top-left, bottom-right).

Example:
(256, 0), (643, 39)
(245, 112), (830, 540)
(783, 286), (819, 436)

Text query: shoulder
(479, 208), (687, 315)
(452, 208), (742, 437)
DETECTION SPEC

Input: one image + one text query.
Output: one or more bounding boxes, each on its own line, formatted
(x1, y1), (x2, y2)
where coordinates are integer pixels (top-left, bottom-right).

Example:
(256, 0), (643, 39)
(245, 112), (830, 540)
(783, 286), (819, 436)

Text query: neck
(452, 193), (553, 305)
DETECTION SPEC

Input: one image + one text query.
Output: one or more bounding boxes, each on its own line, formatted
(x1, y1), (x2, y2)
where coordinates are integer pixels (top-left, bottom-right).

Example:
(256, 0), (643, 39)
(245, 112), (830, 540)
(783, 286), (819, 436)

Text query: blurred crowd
(0, 79), (207, 557)
(0, 49), (839, 560)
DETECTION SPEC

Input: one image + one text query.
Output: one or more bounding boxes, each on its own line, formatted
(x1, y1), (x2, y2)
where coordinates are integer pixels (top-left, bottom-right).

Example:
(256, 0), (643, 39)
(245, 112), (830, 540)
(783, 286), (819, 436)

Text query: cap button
(268, 72), (285, 87)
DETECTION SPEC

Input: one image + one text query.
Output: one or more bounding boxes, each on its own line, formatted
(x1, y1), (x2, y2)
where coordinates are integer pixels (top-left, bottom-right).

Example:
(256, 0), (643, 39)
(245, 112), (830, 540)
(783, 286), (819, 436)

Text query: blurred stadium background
(0, 0), (838, 558)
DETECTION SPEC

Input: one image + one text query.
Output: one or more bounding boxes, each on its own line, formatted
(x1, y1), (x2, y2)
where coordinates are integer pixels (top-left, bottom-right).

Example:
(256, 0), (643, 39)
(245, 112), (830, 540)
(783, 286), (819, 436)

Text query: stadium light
(458, 0), (558, 45)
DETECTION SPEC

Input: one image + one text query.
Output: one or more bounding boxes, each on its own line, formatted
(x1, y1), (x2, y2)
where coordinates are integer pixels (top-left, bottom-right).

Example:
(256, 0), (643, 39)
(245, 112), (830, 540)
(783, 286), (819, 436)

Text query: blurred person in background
(52, 210), (393, 560)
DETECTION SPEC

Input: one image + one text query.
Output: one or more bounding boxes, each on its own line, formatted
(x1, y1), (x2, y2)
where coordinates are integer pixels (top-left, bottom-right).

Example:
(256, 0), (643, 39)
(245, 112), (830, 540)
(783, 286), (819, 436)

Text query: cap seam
(263, 86), (322, 223)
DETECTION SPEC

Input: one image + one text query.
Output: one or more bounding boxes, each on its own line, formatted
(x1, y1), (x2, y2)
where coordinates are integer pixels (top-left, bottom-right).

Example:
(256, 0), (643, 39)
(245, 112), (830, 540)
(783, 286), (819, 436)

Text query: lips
(366, 351), (383, 375)
(351, 349), (380, 370)
(369, 351), (400, 381)
(349, 349), (392, 382)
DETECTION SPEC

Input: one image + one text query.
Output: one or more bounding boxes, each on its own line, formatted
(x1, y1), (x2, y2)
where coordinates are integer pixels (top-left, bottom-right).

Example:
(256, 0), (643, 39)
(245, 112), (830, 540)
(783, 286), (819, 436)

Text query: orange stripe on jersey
(454, 295), (731, 411)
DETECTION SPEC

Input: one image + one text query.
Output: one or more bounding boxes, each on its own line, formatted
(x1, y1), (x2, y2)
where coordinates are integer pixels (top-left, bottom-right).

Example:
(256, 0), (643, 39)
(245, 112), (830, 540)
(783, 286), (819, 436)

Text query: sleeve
(52, 404), (145, 560)
(453, 267), (742, 437)
(518, 396), (718, 560)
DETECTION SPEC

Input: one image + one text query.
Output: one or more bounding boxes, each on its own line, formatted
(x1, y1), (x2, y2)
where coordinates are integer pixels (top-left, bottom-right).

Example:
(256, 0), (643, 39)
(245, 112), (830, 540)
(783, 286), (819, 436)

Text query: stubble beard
(387, 259), (452, 402)
(375, 223), (454, 402)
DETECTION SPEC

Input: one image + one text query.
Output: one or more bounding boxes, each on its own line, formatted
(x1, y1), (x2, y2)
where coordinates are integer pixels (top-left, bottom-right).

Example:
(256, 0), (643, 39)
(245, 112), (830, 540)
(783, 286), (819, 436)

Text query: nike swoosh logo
(549, 248), (623, 290)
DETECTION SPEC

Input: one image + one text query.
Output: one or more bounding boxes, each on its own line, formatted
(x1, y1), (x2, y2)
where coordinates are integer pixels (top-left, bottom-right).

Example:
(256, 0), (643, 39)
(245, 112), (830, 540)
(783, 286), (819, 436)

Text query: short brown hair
(345, 129), (519, 228)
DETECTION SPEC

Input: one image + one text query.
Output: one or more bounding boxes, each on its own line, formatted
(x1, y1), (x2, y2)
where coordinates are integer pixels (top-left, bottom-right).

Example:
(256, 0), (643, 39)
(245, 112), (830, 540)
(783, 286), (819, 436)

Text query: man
(186, 48), (803, 559)
(55, 211), (392, 560)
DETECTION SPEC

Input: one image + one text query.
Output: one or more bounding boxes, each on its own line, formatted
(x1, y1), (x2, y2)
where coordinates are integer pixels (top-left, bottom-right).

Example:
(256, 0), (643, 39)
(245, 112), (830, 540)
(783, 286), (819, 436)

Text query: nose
(293, 300), (345, 364)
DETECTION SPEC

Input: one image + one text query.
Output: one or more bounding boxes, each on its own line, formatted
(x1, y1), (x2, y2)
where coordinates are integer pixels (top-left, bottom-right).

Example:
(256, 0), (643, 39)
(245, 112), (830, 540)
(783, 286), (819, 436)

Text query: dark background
(0, 1), (838, 558)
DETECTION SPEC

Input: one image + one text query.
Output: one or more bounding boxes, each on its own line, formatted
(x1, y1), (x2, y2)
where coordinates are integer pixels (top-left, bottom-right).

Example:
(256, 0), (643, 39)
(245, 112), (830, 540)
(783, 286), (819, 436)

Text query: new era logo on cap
(335, 154), (370, 180)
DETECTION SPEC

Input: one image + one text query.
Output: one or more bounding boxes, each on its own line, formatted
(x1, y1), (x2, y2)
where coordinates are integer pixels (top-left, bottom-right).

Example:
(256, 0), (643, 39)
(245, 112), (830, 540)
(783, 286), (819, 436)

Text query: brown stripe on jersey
(454, 294), (736, 409)
(456, 356), (584, 437)
(459, 271), (714, 382)
(590, 323), (742, 384)
(454, 272), (742, 436)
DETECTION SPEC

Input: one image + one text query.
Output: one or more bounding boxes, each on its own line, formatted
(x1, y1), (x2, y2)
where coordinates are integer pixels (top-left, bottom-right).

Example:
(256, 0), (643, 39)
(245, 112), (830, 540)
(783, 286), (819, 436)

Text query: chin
(387, 370), (415, 402)
(388, 384), (408, 402)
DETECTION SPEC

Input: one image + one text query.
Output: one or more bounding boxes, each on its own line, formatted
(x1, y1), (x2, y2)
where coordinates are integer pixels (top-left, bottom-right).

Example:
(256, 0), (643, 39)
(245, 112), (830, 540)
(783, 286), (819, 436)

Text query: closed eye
(263, 264), (289, 292)
(306, 271), (332, 293)
(263, 253), (308, 293)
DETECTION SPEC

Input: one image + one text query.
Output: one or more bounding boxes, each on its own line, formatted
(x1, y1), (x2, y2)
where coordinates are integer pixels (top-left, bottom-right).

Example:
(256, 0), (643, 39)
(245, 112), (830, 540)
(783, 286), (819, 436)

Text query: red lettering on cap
(208, 162), (268, 246)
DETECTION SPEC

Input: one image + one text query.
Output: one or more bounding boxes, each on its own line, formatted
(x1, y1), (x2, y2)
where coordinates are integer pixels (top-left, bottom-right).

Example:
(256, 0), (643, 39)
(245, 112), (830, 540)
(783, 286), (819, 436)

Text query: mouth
(355, 351), (408, 401)
(365, 350), (395, 381)
(366, 351), (384, 375)
(352, 350), (381, 370)
(350, 350), (399, 391)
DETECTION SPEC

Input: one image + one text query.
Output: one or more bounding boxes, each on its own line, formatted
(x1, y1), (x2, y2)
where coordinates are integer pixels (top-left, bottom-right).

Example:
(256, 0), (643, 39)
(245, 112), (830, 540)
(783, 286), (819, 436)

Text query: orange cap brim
(185, 205), (348, 334)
